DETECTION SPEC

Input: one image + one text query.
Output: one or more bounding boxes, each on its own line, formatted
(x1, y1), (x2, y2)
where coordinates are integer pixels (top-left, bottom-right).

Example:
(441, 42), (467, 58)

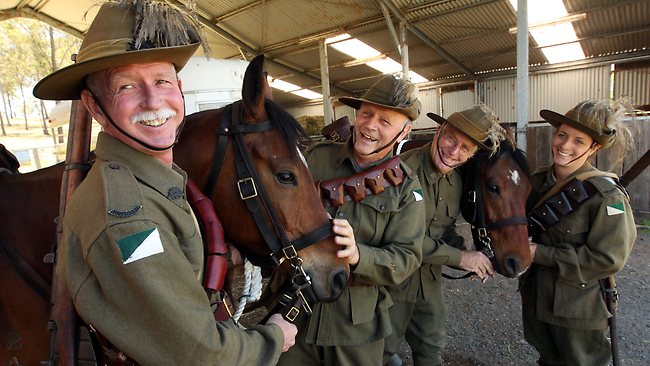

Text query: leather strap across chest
(317, 156), (405, 208)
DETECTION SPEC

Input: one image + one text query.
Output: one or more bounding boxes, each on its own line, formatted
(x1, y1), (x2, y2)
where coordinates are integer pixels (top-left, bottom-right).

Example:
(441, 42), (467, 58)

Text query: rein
(203, 101), (333, 321)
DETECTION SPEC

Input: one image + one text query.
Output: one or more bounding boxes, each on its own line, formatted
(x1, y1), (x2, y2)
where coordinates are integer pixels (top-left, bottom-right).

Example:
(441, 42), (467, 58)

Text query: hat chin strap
(359, 123), (407, 156)
(556, 141), (597, 167)
(90, 92), (186, 152)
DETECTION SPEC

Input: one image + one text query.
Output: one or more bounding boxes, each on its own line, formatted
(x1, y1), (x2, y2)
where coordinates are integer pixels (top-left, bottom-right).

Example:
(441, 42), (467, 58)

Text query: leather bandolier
(317, 155), (405, 208)
(317, 156), (406, 288)
(92, 180), (233, 365)
(528, 171), (625, 365)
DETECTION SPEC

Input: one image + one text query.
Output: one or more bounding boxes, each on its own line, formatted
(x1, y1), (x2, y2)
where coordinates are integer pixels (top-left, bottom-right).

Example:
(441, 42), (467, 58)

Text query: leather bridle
(461, 148), (529, 270)
(202, 101), (333, 320)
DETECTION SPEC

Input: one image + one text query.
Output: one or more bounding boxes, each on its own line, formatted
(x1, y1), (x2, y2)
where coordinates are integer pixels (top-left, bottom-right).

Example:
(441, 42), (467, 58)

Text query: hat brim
(339, 96), (419, 121)
(539, 109), (612, 146)
(33, 43), (200, 100)
(426, 112), (491, 151)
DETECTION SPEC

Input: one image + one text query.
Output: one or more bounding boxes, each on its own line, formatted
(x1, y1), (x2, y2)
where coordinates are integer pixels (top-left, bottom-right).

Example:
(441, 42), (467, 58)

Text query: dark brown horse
(0, 55), (348, 365)
(397, 134), (532, 278)
(460, 137), (532, 278)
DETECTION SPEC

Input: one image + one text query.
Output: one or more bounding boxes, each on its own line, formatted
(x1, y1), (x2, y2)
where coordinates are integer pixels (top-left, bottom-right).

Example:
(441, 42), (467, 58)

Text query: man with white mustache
(276, 74), (425, 366)
(32, 1), (296, 364)
(384, 105), (504, 366)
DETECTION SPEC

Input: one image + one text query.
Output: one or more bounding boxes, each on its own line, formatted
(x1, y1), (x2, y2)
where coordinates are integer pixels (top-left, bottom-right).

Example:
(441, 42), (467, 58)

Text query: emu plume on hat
(540, 100), (618, 148)
(427, 105), (503, 151)
(339, 74), (421, 121)
(33, 0), (207, 100)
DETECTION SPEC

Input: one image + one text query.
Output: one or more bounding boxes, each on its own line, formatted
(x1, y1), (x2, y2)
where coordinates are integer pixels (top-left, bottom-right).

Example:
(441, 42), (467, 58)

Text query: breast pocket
(359, 195), (399, 245)
(549, 212), (590, 244)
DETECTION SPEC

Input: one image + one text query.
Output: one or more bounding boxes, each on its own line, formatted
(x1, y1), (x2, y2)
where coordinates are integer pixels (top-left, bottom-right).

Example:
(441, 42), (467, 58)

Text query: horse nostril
(332, 270), (348, 295)
(504, 256), (520, 278)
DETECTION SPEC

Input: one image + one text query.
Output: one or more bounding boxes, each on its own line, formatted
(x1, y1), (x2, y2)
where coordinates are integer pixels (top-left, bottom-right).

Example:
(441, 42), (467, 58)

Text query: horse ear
(242, 54), (272, 119)
(502, 124), (517, 147)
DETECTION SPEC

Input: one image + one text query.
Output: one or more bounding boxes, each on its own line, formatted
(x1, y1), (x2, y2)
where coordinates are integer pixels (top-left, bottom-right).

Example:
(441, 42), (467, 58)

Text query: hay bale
(296, 115), (325, 136)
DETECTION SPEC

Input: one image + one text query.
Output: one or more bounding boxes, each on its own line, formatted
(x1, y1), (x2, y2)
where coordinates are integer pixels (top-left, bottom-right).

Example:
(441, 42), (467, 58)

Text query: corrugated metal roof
(2, 0), (649, 107)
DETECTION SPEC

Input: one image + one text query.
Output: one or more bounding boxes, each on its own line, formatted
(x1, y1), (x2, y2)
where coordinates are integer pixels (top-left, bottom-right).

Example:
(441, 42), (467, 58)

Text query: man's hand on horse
(332, 218), (360, 266)
(266, 313), (298, 352)
(459, 250), (495, 283)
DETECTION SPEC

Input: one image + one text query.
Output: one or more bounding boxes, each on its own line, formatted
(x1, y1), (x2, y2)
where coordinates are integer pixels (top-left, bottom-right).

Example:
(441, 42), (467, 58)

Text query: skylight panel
(327, 34), (428, 83)
(267, 77), (300, 92)
(508, 0), (585, 64)
(291, 89), (323, 100)
(539, 43), (585, 63)
(530, 23), (578, 47)
(330, 38), (381, 60)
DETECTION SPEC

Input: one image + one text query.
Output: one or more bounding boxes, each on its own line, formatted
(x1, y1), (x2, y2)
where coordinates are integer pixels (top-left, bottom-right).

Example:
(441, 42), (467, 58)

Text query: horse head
(461, 137), (532, 278)
(176, 55), (349, 303)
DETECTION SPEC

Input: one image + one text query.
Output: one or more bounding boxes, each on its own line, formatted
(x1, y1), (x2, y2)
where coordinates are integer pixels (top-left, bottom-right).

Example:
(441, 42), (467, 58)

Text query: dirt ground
(397, 223), (650, 366)
(236, 224), (649, 366)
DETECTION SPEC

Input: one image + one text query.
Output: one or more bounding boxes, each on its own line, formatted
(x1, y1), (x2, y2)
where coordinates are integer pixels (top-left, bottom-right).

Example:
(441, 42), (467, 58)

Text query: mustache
(130, 108), (176, 124)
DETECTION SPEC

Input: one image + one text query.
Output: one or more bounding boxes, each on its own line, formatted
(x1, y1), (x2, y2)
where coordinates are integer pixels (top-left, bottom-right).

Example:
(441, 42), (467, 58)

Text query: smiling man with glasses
(384, 104), (505, 366)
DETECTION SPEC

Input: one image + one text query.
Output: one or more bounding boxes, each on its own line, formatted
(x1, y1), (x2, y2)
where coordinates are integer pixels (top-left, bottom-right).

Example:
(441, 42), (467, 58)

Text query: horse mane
(264, 99), (311, 158)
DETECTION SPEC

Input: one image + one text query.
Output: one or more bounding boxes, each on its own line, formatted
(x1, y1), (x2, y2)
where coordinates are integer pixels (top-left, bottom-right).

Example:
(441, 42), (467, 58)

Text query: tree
(0, 18), (80, 133)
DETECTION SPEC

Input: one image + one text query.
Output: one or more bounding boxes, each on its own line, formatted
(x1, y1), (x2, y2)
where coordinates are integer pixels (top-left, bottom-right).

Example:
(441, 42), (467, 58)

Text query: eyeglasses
(439, 130), (476, 157)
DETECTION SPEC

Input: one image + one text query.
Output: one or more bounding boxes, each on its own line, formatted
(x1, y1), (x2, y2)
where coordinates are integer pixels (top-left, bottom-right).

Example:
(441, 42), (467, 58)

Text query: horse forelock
(264, 99), (311, 160)
(486, 139), (531, 178)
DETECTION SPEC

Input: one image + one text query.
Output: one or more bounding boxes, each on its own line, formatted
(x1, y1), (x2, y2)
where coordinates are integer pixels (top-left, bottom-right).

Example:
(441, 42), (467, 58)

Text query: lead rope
(232, 259), (263, 324)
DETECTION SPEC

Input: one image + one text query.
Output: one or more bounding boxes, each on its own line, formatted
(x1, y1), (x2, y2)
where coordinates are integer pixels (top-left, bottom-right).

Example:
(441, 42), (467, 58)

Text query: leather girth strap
(317, 155), (405, 208)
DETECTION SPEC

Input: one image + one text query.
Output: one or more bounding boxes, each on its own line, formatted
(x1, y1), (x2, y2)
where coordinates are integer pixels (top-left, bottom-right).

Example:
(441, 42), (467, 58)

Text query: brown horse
(0, 55), (348, 365)
(460, 137), (532, 278)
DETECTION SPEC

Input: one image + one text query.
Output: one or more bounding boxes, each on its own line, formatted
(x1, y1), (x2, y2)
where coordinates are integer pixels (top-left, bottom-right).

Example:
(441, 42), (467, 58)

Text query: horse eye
(487, 184), (499, 194)
(277, 171), (296, 185)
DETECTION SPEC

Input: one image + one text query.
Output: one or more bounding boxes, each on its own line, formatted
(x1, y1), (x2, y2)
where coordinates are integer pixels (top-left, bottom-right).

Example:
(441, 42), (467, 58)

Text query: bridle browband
(202, 101), (333, 320)
(461, 145), (528, 271)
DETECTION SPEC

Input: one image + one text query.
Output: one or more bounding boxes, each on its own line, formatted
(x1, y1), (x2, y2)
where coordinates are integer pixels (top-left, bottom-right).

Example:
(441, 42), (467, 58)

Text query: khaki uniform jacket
(388, 142), (465, 302)
(295, 139), (424, 346)
(521, 163), (636, 330)
(59, 133), (284, 365)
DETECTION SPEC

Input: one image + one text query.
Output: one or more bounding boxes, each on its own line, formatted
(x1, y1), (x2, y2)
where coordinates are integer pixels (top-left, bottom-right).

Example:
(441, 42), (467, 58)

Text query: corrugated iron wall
(614, 65), (650, 107)
(480, 66), (611, 123)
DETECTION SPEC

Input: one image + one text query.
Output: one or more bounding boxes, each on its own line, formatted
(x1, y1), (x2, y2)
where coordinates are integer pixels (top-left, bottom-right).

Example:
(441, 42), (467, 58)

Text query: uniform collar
(334, 137), (395, 172)
(543, 162), (595, 189)
(95, 132), (188, 202)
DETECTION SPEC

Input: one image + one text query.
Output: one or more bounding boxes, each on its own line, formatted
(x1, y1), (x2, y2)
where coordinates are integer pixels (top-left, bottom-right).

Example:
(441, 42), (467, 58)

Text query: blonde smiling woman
(523, 99), (636, 366)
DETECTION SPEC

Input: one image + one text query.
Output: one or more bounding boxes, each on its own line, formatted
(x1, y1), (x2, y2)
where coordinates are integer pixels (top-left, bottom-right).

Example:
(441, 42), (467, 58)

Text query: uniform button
(337, 212), (345, 218)
(109, 163), (120, 169)
(379, 204), (386, 211)
(580, 283), (586, 288)
(566, 229), (571, 234)
(439, 197), (442, 201)
(433, 217), (438, 221)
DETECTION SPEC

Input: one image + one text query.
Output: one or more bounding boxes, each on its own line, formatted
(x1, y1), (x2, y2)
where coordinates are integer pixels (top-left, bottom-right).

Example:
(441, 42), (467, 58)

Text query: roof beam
(169, 0), (352, 96)
(379, 0), (475, 78)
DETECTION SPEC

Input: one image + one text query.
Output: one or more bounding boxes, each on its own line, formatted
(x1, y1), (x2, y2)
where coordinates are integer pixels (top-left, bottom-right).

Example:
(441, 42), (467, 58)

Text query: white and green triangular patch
(116, 228), (164, 264)
(413, 189), (423, 202)
(606, 202), (625, 216)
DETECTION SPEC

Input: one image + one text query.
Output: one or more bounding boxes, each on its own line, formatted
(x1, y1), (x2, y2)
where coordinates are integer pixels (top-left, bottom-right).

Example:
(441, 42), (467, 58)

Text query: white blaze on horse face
(508, 169), (521, 186)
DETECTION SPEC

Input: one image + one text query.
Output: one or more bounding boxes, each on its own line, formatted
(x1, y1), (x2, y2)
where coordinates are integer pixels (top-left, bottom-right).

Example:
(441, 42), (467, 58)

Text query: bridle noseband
(203, 101), (333, 319)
